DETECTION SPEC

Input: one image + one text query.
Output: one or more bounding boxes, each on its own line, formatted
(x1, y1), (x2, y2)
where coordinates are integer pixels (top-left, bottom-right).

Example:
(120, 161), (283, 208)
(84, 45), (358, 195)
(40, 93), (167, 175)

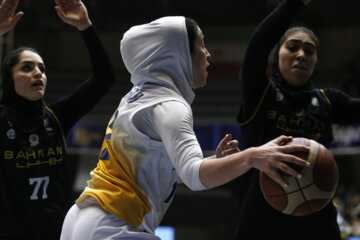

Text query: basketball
(259, 137), (339, 216)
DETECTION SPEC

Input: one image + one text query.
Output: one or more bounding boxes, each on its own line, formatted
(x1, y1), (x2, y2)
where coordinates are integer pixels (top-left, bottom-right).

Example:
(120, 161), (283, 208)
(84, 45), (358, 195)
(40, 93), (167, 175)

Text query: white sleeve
(152, 101), (207, 191)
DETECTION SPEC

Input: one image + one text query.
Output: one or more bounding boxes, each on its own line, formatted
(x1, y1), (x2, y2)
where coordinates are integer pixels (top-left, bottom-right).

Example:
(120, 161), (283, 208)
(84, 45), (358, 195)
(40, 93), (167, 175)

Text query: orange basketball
(259, 137), (339, 216)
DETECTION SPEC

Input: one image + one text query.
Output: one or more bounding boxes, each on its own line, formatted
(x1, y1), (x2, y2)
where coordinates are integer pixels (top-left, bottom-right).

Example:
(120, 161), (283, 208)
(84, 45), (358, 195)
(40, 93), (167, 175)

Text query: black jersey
(235, 81), (339, 240)
(239, 81), (334, 147)
(235, 0), (360, 239)
(0, 105), (68, 239)
(0, 26), (116, 239)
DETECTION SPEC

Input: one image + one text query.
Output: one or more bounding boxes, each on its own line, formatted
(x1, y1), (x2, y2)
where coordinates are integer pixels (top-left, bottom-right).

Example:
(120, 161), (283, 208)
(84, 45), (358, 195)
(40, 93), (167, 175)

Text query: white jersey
(77, 83), (205, 231)
(73, 16), (207, 236)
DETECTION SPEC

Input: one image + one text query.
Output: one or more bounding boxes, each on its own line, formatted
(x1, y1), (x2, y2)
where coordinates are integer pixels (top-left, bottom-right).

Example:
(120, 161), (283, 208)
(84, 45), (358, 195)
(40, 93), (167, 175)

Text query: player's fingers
(221, 148), (240, 156)
(280, 144), (309, 154)
(279, 153), (310, 167)
(11, 11), (23, 25)
(217, 134), (232, 149)
(267, 170), (289, 188)
(54, 6), (67, 22)
(225, 139), (238, 149)
(215, 134), (233, 158)
(10, 0), (19, 11)
(3, 0), (11, 10)
(55, 0), (66, 6)
(55, 0), (69, 10)
(272, 135), (292, 145)
(1, 0), (13, 15)
(275, 161), (303, 179)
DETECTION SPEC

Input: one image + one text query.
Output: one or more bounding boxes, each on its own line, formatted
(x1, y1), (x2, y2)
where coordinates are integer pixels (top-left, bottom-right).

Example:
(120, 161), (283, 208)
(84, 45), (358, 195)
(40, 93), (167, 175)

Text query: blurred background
(2, 0), (360, 239)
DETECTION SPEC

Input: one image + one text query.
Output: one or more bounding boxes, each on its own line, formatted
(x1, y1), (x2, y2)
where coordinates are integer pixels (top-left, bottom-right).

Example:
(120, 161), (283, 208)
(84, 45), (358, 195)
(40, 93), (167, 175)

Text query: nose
(206, 48), (211, 61)
(33, 66), (42, 78)
(296, 49), (305, 61)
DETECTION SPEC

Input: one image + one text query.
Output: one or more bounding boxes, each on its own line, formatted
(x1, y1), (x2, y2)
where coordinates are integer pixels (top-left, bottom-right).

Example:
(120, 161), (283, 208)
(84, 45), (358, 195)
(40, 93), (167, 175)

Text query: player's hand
(54, 0), (92, 31)
(250, 135), (310, 187)
(215, 134), (240, 158)
(302, 0), (312, 6)
(0, 0), (23, 35)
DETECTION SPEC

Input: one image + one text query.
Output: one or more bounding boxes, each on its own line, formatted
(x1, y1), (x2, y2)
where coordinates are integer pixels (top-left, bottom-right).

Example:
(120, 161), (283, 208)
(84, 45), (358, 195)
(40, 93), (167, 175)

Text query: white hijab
(120, 16), (195, 104)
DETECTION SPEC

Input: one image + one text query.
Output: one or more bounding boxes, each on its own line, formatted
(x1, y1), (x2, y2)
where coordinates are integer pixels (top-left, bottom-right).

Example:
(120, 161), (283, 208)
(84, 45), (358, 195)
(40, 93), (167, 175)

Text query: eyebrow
(287, 39), (316, 47)
(20, 60), (45, 67)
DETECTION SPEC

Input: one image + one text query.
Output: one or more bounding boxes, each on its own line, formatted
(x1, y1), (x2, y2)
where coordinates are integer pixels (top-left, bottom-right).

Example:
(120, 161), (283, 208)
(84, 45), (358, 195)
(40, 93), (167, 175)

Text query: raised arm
(50, 0), (116, 134)
(0, 0), (23, 35)
(54, 0), (91, 31)
(238, 0), (307, 121)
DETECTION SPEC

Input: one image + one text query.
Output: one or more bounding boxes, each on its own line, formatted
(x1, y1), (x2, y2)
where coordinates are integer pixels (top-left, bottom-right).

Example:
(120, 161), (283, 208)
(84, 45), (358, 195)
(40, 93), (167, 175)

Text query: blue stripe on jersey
(109, 110), (119, 129)
(105, 133), (112, 140)
(100, 147), (109, 160)
(164, 182), (177, 203)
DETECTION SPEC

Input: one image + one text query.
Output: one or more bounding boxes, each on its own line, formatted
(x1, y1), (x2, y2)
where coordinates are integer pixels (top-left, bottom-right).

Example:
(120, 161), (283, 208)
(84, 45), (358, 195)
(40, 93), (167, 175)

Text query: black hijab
(271, 29), (318, 111)
(1, 47), (45, 119)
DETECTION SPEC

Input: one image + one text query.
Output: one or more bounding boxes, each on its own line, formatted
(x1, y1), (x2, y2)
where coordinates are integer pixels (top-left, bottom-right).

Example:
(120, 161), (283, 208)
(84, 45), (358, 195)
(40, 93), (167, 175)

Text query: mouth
(206, 64), (210, 75)
(293, 65), (306, 70)
(32, 80), (44, 88)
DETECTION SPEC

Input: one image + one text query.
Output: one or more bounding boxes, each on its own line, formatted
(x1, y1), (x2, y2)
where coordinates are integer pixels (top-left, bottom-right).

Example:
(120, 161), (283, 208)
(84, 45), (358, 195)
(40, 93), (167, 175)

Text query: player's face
(12, 50), (47, 101)
(191, 27), (211, 88)
(278, 31), (317, 87)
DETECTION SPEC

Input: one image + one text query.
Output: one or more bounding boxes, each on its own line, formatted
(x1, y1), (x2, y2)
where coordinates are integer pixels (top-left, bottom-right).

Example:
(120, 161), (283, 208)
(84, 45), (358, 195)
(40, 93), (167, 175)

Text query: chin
(29, 94), (44, 101)
(195, 82), (206, 89)
(287, 75), (310, 87)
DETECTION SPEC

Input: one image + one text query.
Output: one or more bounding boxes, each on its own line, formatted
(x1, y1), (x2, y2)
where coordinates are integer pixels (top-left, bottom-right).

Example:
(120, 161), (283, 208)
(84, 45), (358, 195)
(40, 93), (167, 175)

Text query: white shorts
(60, 199), (160, 240)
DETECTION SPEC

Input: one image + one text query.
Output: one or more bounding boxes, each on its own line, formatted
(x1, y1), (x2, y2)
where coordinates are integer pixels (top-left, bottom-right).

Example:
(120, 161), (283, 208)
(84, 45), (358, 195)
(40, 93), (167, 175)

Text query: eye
(305, 49), (315, 55)
(200, 38), (206, 49)
(304, 45), (316, 55)
(21, 64), (33, 72)
(38, 64), (46, 73)
(287, 45), (299, 52)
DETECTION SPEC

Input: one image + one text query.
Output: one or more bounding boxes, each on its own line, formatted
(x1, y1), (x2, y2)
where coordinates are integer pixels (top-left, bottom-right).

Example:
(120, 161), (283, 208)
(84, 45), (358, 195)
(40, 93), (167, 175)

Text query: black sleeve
(49, 26), (117, 135)
(238, 0), (304, 122)
(324, 88), (360, 123)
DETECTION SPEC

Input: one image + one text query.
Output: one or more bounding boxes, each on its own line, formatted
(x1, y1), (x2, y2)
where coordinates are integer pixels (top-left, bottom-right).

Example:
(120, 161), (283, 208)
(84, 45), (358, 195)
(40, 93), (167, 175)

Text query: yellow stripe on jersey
(239, 80), (272, 126)
(76, 112), (151, 227)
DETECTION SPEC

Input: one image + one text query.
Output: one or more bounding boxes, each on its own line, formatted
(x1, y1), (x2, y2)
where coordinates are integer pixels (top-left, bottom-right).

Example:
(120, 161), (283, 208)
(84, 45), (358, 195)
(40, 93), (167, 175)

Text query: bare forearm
(199, 148), (255, 189)
(199, 135), (311, 189)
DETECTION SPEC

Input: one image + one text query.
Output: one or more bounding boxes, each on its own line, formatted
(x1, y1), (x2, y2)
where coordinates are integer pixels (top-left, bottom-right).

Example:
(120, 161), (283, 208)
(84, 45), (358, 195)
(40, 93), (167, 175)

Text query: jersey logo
(6, 128), (16, 140)
(276, 91), (284, 102)
(29, 134), (40, 147)
(44, 117), (53, 131)
(311, 96), (320, 107)
(124, 86), (143, 103)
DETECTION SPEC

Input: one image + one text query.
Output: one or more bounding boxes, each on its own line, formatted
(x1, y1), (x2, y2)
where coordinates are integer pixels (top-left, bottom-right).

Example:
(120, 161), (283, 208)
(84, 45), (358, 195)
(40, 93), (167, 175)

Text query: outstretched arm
(151, 102), (309, 191)
(54, 0), (92, 31)
(199, 135), (310, 189)
(49, 0), (116, 135)
(0, 0), (23, 35)
(238, 0), (307, 123)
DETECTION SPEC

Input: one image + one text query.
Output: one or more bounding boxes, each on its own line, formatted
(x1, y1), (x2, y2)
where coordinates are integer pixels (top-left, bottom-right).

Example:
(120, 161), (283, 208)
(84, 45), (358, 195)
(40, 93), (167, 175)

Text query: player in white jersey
(60, 16), (310, 240)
